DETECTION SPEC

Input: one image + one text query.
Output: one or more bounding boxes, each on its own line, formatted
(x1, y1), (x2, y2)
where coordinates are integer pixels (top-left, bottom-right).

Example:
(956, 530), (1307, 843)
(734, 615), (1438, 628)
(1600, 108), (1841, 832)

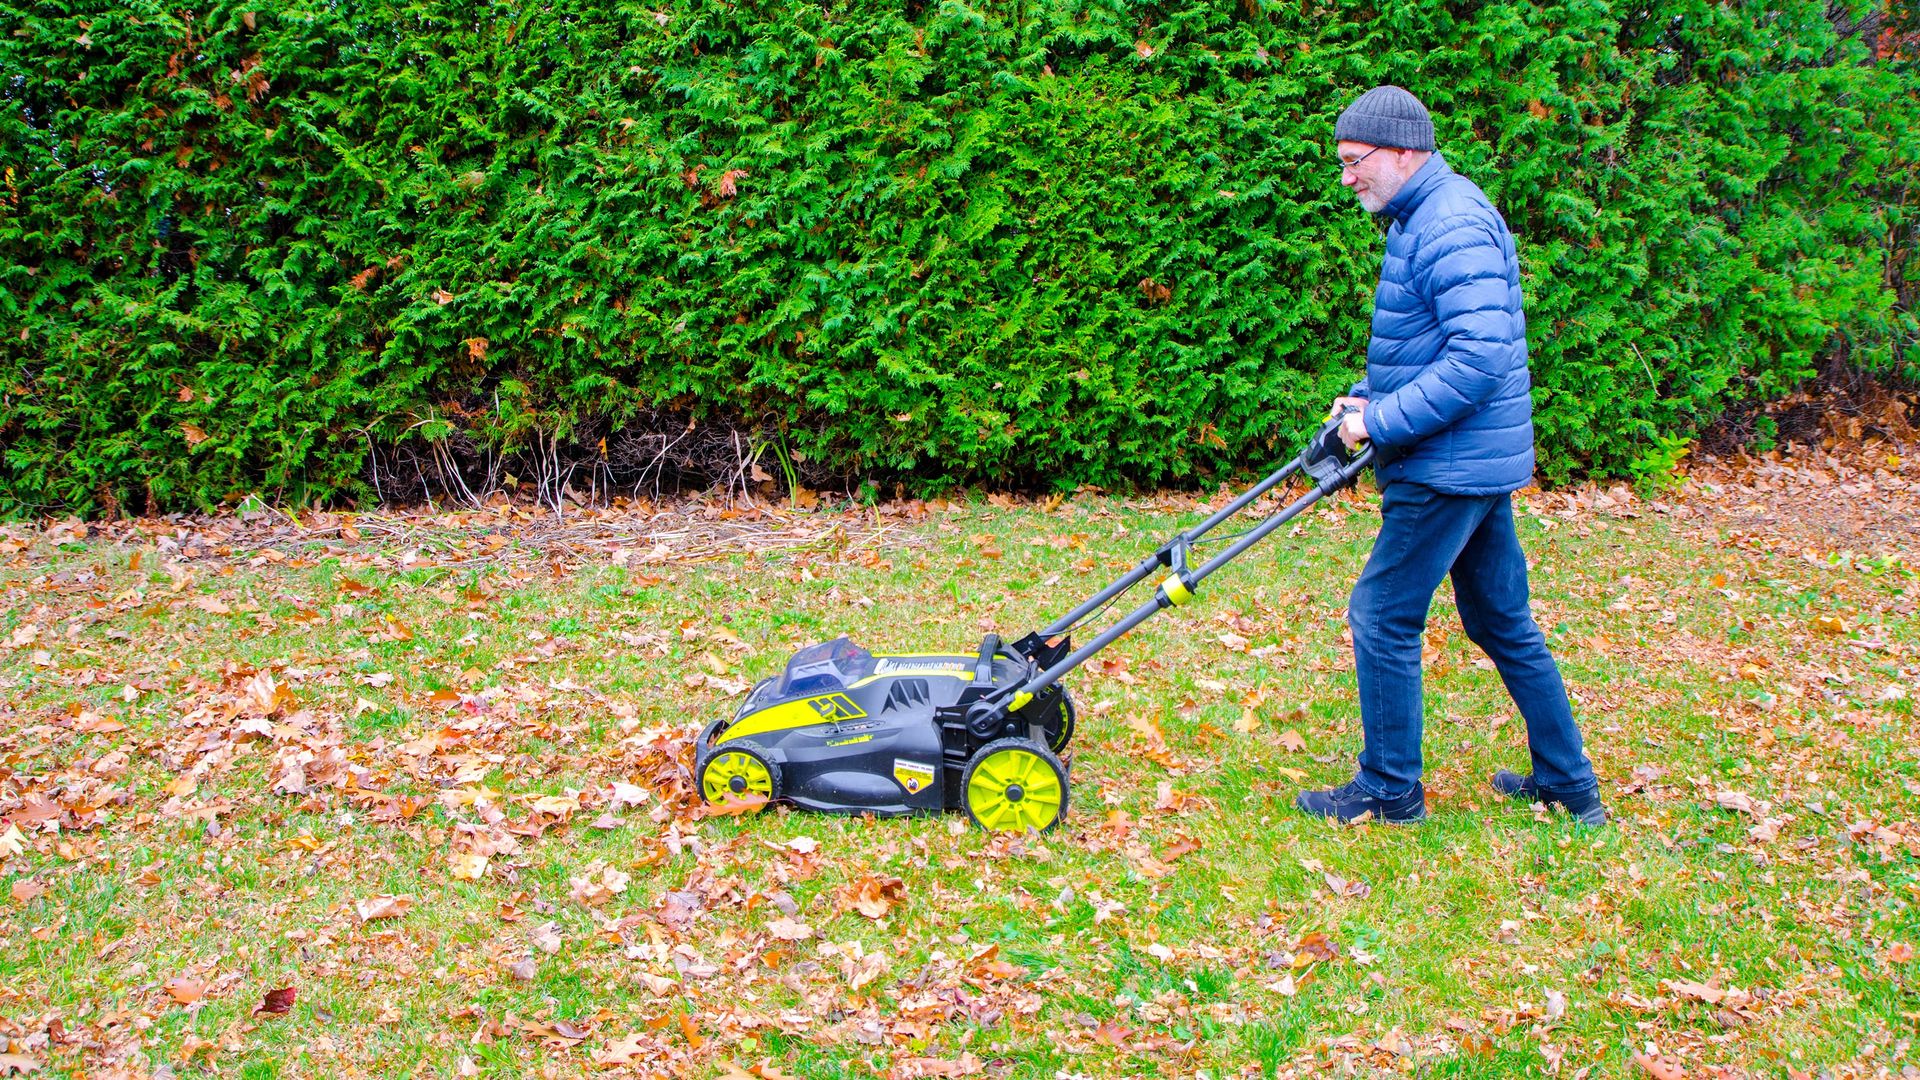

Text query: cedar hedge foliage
(3, 0), (1916, 514)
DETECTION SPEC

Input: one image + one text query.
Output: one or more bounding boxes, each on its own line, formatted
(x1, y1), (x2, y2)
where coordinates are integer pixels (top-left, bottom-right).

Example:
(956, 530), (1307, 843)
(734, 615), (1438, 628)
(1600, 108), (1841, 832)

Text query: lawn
(1, 457), (1915, 1079)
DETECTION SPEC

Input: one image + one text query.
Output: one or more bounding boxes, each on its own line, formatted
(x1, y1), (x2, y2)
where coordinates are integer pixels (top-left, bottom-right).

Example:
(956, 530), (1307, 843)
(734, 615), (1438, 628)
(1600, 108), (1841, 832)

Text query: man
(1294, 85), (1606, 826)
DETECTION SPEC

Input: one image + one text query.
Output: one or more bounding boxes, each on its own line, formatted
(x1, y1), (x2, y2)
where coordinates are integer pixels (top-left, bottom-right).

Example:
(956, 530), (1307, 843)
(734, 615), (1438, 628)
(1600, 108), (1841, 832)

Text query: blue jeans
(1348, 481), (1596, 799)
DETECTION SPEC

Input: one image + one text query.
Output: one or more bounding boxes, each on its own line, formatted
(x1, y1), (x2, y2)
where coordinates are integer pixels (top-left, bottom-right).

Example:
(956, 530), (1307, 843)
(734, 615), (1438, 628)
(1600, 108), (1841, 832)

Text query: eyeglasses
(1338, 147), (1383, 173)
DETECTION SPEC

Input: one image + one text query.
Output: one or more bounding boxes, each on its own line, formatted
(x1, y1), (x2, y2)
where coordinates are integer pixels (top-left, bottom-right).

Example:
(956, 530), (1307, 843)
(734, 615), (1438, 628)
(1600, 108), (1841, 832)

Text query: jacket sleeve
(1362, 216), (1515, 449)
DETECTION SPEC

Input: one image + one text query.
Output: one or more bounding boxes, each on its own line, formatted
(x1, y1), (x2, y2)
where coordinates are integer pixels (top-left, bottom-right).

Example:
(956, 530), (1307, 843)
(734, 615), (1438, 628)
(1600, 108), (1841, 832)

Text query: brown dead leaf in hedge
(838, 874), (906, 919)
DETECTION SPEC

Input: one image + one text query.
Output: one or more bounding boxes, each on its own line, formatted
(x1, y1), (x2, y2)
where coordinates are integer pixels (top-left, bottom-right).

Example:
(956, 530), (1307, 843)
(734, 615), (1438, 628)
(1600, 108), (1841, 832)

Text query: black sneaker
(1295, 779), (1426, 825)
(1491, 769), (1608, 826)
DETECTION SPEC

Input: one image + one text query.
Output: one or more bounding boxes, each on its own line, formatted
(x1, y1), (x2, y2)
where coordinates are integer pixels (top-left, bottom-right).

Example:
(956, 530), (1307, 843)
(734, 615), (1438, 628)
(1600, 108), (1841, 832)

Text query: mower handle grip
(1318, 404), (1365, 450)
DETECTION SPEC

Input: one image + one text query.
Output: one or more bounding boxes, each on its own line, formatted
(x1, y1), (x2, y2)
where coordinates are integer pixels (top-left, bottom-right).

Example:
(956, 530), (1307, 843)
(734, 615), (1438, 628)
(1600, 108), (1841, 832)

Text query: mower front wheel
(699, 741), (781, 809)
(962, 738), (1069, 834)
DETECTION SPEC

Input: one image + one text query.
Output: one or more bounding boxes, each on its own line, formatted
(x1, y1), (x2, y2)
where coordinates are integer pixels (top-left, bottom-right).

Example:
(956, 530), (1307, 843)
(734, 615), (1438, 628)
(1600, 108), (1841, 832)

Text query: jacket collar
(1382, 152), (1449, 225)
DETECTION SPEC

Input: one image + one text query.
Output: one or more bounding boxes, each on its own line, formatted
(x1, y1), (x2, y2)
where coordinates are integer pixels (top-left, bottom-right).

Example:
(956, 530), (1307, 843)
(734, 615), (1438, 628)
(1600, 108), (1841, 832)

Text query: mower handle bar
(996, 411), (1373, 710)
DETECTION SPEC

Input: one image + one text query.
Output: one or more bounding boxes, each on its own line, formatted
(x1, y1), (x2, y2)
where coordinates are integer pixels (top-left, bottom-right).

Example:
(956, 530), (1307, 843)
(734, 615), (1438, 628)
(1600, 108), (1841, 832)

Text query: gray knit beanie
(1334, 85), (1435, 151)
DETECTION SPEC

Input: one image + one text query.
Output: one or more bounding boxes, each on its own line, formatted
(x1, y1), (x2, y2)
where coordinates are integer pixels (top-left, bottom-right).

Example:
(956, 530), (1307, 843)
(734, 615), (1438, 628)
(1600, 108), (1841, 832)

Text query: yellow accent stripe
(849, 670), (976, 688)
(1162, 576), (1193, 606)
(1011, 691), (1034, 712)
(719, 693), (865, 743)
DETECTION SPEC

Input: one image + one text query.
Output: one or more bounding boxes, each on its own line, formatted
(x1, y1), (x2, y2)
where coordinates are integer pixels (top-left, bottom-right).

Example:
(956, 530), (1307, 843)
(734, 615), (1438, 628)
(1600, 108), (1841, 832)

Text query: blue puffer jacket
(1353, 153), (1534, 495)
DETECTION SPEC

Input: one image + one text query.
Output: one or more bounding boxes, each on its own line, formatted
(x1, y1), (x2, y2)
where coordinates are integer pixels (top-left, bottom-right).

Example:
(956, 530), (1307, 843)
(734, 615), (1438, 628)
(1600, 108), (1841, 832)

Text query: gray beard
(1356, 172), (1408, 215)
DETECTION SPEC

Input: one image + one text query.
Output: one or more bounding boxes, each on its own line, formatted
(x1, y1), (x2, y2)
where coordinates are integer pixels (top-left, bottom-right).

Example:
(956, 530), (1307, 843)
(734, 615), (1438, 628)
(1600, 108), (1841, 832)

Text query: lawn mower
(694, 410), (1375, 832)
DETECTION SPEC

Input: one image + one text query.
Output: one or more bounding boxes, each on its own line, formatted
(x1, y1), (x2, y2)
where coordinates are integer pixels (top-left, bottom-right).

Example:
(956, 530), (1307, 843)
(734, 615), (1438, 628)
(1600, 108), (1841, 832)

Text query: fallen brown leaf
(702, 793), (769, 817)
(448, 852), (490, 880)
(164, 976), (206, 1005)
(1633, 1053), (1687, 1080)
(593, 1033), (650, 1066)
(1666, 978), (1725, 1004)
(838, 874), (906, 920)
(354, 895), (414, 923)
(766, 916), (814, 941)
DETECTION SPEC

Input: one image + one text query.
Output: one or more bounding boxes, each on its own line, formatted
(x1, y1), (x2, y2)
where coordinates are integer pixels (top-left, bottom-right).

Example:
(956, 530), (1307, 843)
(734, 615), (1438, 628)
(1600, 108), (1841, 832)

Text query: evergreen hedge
(3, 0), (1915, 514)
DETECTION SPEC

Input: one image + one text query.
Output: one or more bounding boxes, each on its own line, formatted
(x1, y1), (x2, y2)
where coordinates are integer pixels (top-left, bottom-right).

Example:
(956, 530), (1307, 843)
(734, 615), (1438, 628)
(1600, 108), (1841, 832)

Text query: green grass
(0, 487), (1915, 1077)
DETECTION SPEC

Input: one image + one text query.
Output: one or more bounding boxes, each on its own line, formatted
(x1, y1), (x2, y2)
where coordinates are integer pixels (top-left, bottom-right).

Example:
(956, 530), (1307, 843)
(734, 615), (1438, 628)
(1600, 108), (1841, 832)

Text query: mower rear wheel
(1045, 689), (1077, 753)
(962, 738), (1069, 834)
(699, 741), (781, 808)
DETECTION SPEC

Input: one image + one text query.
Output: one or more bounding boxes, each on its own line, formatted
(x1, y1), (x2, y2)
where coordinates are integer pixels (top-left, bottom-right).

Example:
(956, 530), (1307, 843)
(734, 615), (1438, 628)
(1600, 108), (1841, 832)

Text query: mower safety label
(893, 759), (936, 795)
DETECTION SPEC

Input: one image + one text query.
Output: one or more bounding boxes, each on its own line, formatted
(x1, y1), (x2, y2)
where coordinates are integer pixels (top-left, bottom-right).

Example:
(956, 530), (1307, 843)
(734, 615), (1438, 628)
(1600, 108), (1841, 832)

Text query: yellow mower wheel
(962, 738), (1068, 834)
(1047, 689), (1077, 753)
(699, 742), (780, 807)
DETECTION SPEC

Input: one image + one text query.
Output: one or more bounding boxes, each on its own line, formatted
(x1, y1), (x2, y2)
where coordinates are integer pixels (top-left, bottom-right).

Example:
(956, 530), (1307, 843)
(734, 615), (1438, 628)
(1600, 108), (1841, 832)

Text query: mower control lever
(1302, 408), (1365, 488)
(1158, 537), (1187, 568)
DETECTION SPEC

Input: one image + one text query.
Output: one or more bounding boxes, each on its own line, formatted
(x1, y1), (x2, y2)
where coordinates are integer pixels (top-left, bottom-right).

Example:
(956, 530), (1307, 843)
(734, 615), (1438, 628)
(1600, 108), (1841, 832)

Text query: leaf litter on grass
(0, 434), (1917, 1077)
